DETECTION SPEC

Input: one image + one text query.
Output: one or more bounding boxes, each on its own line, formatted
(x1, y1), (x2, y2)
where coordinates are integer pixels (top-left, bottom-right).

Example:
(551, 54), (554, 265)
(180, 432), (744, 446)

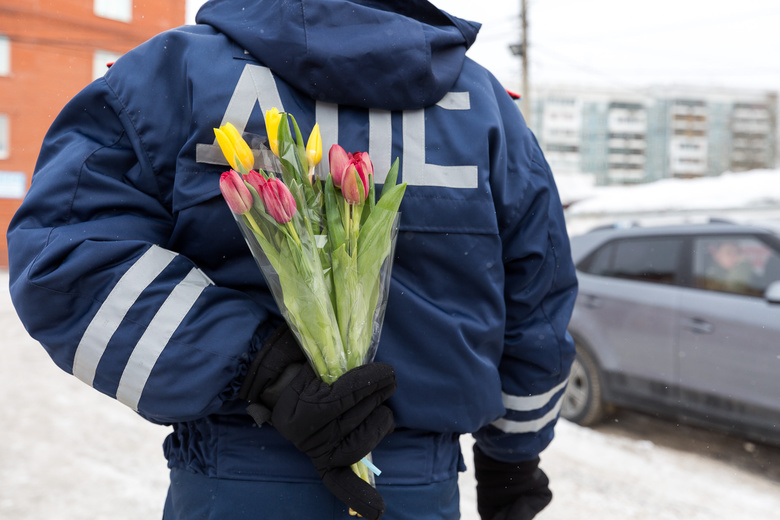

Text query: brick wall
(0, 0), (185, 266)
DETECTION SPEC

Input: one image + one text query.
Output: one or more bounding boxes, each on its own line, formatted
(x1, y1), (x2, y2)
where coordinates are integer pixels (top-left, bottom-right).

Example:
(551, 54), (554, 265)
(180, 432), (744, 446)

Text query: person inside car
(704, 240), (755, 295)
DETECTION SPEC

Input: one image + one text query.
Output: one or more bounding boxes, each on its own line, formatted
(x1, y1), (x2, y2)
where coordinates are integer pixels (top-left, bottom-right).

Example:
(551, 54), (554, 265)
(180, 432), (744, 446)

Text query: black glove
(239, 325), (397, 520)
(473, 445), (553, 520)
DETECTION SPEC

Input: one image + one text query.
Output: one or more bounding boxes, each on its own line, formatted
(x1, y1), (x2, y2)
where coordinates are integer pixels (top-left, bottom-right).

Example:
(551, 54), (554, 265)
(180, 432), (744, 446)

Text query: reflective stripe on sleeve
(491, 397), (565, 434)
(491, 379), (569, 434)
(115, 267), (213, 411)
(501, 379), (568, 412)
(72, 245), (178, 386)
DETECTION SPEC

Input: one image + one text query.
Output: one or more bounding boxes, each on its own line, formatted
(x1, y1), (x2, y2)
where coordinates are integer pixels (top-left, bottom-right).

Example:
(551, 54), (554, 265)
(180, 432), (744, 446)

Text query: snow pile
(553, 171), (598, 208)
(562, 169), (780, 234)
(567, 169), (780, 216)
(3, 268), (780, 519)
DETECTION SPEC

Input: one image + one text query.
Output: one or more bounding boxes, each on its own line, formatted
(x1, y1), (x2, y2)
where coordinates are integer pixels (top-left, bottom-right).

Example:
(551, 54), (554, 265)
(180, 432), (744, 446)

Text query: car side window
(693, 236), (780, 297)
(581, 237), (683, 286)
(582, 242), (613, 276)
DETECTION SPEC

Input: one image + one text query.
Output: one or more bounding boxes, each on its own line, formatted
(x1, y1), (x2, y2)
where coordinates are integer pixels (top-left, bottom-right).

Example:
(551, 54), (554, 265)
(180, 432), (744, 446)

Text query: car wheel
(561, 345), (608, 426)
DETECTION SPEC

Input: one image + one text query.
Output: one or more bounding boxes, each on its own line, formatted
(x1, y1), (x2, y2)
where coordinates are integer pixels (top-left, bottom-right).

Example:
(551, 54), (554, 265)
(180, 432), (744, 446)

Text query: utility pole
(510, 1), (530, 118)
(520, 0), (529, 118)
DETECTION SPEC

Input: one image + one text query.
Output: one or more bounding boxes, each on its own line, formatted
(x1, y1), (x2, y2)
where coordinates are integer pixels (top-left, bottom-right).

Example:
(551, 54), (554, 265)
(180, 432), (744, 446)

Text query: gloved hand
(239, 325), (397, 520)
(473, 444), (553, 520)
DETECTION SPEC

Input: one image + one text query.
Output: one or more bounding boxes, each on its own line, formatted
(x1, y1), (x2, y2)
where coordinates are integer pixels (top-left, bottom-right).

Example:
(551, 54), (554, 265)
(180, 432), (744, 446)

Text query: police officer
(8, 1), (577, 518)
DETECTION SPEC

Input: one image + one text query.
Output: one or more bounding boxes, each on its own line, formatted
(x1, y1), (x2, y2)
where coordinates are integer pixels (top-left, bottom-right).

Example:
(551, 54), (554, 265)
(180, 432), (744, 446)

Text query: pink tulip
(341, 151), (372, 204)
(342, 167), (368, 204)
(244, 170), (266, 194)
(219, 169), (253, 215)
(328, 144), (351, 187)
(352, 151), (373, 178)
(260, 178), (297, 223)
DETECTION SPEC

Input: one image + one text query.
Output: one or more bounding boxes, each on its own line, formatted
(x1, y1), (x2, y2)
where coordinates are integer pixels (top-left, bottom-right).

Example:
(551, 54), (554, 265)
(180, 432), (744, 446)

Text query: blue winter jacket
(7, 0), (576, 485)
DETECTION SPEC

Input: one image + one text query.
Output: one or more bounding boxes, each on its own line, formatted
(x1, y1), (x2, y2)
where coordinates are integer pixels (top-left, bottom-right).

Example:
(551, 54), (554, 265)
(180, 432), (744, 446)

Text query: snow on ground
(3, 268), (780, 519)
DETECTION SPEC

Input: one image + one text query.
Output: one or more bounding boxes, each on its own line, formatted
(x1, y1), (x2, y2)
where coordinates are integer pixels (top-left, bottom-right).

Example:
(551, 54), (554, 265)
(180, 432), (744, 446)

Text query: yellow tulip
(214, 122), (254, 174)
(306, 123), (322, 173)
(265, 108), (283, 156)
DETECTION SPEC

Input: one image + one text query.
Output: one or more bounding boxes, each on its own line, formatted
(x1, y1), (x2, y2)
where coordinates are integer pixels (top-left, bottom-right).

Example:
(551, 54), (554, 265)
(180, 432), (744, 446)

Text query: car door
(676, 234), (780, 433)
(574, 235), (684, 404)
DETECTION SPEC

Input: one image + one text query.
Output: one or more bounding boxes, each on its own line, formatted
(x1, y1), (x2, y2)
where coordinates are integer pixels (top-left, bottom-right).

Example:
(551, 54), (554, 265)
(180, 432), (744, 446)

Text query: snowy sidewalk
(3, 269), (780, 519)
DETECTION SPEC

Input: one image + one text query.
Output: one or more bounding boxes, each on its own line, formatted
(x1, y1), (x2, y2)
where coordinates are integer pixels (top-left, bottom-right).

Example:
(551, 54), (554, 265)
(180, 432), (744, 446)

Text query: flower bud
(244, 170), (267, 194)
(353, 151), (374, 178)
(261, 178), (297, 223)
(342, 164), (369, 204)
(219, 169), (253, 215)
(306, 123), (322, 171)
(265, 108), (283, 156)
(328, 144), (351, 188)
(214, 123), (254, 174)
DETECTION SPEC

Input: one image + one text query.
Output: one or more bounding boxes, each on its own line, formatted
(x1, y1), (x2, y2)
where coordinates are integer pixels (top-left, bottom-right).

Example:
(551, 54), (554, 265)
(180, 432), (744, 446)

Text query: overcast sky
(185, 0), (780, 94)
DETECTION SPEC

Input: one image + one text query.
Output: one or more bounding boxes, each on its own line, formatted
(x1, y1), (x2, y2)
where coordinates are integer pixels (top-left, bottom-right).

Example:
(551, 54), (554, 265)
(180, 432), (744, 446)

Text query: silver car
(561, 221), (780, 444)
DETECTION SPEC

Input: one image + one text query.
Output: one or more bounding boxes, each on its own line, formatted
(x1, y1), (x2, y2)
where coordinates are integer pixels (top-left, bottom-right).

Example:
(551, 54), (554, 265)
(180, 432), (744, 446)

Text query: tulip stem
(244, 213), (264, 239)
(344, 198), (352, 255)
(286, 221), (301, 247)
(352, 205), (362, 244)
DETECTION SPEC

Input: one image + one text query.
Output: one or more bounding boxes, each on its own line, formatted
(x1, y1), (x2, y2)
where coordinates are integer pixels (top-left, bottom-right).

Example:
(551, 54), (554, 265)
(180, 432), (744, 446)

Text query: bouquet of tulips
(216, 109), (406, 489)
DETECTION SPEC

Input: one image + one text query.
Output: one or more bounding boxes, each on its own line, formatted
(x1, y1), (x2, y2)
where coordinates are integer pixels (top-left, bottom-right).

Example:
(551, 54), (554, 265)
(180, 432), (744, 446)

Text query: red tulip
(219, 169), (253, 215)
(244, 170), (266, 194)
(352, 151), (373, 178)
(260, 178), (297, 223)
(329, 144), (351, 188)
(342, 168), (366, 204)
(341, 152), (372, 204)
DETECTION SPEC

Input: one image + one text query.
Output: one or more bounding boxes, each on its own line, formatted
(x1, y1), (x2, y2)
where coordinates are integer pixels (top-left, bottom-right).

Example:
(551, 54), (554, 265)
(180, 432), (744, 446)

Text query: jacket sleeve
(473, 86), (578, 462)
(7, 76), (273, 425)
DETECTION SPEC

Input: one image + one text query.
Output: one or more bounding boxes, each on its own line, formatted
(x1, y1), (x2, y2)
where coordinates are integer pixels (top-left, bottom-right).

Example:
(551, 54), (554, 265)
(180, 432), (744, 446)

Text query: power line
(532, 8), (780, 44)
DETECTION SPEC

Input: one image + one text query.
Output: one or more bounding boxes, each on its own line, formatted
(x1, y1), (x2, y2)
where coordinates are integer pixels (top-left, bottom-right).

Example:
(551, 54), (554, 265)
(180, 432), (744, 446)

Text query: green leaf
(362, 171), (376, 227)
(330, 243), (354, 348)
(290, 115), (309, 180)
(368, 168), (376, 211)
(357, 182), (406, 281)
(378, 158), (400, 200)
(277, 115), (304, 187)
(325, 176), (346, 251)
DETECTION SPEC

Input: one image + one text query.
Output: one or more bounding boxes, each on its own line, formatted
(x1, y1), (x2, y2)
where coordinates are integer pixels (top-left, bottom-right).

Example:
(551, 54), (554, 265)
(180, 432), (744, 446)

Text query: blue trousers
(162, 468), (461, 520)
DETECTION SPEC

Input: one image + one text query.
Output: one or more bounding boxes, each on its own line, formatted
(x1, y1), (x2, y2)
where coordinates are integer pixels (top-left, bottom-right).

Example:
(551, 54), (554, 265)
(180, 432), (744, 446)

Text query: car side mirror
(765, 281), (780, 304)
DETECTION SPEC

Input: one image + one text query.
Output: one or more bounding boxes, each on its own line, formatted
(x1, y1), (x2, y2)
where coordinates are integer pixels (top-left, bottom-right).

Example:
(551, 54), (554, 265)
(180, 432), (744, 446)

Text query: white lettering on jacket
(197, 64), (478, 189)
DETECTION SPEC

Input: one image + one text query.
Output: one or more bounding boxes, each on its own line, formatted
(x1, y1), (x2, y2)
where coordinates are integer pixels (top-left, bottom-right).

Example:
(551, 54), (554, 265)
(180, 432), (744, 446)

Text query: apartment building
(606, 101), (648, 184)
(731, 102), (776, 171)
(0, 0), (184, 266)
(534, 96), (582, 176)
(530, 84), (778, 186)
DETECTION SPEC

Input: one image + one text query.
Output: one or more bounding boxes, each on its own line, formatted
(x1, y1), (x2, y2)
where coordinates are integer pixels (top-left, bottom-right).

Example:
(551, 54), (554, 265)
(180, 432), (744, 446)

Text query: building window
(0, 171), (26, 199)
(0, 35), (10, 76)
(93, 50), (122, 80)
(94, 0), (132, 23)
(0, 114), (8, 160)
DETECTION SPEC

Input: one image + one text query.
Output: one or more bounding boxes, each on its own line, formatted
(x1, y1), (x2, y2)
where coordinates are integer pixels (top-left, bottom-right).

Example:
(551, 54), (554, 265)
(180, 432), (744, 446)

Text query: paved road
(592, 408), (780, 484)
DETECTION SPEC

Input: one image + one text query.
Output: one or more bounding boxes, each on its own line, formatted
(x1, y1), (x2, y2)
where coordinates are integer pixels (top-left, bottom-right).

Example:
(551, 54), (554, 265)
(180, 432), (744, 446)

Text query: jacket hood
(196, 0), (480, 110)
